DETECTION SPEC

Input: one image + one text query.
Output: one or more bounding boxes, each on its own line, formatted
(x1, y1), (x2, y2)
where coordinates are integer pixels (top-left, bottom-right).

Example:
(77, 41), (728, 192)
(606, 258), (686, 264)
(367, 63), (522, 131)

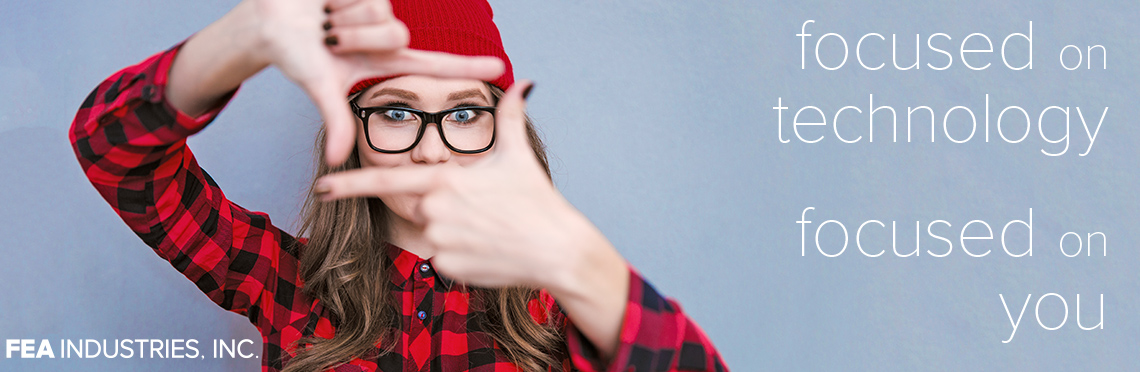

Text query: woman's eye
(383, 109), (413, 121)
(450, 109), (476, 122)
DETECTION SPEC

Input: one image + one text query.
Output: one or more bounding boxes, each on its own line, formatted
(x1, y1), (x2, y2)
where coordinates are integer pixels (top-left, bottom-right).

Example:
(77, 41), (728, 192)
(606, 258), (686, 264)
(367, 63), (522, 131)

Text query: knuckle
(329, 0), (354, 9)
(432, 255), (463, 277)
(328, 8), (350, 25)
(389, 22), (410, 46)
(437, 170), (464, 189)
(333, 29), (356, 48)
(367, 1), (391, 20)
(423, 224), (448, 245)
(429, 171), (450, 189)
(419, 194), (441, 217)
(376, 0), (393, 14)
(361, 3), (379, 23)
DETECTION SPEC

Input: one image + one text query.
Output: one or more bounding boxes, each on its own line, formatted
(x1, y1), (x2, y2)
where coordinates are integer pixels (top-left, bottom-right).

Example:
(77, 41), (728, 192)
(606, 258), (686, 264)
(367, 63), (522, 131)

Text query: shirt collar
(384, 243), (454, 290)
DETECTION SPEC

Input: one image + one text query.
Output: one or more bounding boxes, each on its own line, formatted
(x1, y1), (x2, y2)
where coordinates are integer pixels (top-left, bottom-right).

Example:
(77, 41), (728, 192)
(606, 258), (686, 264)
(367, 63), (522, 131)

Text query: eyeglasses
(350, 100), (497, 154)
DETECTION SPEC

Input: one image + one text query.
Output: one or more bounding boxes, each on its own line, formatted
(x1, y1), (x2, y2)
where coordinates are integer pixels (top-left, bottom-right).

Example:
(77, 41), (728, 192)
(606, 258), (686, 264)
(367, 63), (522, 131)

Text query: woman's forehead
(359, 76), (491, 104)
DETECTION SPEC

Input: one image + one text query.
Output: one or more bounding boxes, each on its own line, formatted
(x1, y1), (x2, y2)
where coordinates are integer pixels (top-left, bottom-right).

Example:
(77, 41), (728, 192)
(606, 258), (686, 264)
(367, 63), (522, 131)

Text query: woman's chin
(383, 195), (423, 225)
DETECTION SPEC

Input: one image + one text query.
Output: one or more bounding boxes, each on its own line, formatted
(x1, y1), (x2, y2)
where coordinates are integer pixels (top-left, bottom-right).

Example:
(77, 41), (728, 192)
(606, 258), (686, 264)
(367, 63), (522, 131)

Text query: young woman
(69, 0), (727, 371)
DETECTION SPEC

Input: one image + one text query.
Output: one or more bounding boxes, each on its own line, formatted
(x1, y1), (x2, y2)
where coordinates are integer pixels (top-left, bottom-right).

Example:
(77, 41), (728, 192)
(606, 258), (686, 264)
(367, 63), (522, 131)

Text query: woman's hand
(166, 0), (505, 166)
(314, 81), (630, 357)
(255, 0), (505, 165)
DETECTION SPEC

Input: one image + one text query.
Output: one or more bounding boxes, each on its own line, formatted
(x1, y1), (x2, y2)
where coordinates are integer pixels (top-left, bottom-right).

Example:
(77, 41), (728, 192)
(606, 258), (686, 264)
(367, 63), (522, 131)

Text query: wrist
(233, 0), (275, 70)
(542, 210), (630, 360)
(166, 0), (270, 116)
(544, 212), (627, 305)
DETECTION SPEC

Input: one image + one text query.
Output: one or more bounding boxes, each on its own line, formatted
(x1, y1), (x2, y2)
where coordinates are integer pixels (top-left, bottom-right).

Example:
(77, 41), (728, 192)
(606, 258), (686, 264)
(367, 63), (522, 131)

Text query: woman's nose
(409, 124), (452, 164)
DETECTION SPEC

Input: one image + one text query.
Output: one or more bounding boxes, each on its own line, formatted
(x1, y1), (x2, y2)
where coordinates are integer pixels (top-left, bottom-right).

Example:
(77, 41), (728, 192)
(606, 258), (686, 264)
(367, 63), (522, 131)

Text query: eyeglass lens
(368, 108), (494, 152)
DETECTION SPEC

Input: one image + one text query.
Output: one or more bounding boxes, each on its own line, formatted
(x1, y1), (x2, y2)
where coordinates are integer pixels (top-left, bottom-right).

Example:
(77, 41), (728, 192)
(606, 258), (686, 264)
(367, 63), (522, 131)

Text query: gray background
(1, 0), (1137, 370)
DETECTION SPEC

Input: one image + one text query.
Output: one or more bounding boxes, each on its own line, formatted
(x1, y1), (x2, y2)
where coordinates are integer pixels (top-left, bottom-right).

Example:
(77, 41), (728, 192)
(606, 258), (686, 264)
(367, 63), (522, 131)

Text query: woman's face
(353, 75), (494, 225)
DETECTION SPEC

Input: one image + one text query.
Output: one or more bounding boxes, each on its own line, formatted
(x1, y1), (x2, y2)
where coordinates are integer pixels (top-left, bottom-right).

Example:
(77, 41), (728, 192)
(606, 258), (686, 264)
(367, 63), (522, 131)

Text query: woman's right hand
(166, 0), (505, 165)
(255, 0), (507, 165)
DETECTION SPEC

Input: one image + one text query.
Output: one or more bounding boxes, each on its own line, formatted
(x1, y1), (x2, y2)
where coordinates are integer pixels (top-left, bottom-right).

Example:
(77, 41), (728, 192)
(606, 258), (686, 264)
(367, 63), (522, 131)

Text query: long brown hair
(281, 84), (566, 372)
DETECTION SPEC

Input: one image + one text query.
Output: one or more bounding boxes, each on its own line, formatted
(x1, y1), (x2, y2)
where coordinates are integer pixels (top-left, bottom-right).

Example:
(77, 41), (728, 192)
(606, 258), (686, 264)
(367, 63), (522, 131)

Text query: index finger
(491, 80), (534, 155)
(315, 166), (441, 200)
(359, 49), (506, 83)
(304, 77), (356, 167)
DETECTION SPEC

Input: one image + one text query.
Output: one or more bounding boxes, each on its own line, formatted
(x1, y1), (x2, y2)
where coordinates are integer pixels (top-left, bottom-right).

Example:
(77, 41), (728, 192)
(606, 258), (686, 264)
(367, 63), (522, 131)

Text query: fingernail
(521, 83), (534, 100)
(322, 21), (332, 31)
(324, 6), (332, 14)
(324, 35), (338, 46)
(314, 180), (331, 195)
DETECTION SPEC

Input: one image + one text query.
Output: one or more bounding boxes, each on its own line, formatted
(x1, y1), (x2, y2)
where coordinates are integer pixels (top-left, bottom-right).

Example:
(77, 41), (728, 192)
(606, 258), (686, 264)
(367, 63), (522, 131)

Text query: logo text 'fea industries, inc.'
(4, 339), (258, 359)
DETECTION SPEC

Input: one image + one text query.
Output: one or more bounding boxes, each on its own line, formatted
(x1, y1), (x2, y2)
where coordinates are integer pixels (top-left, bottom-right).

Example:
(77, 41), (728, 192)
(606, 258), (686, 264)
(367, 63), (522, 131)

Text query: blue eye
(450, 109), (476, 122)
(383, 109), (413, 121)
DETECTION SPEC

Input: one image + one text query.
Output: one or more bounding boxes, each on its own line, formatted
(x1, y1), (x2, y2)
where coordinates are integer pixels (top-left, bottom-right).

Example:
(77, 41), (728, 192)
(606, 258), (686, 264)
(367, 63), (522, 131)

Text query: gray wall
(1, 0), (1137, 370)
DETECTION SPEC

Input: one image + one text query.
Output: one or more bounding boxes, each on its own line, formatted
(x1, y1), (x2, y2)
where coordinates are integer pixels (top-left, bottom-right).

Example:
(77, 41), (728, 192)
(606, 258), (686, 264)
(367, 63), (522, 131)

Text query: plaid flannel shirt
(69, 44), (728, 372)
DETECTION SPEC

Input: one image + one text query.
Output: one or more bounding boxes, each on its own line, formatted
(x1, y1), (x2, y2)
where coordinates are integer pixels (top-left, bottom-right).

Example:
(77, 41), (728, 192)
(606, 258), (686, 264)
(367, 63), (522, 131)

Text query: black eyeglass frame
(350, 100), (498, 154)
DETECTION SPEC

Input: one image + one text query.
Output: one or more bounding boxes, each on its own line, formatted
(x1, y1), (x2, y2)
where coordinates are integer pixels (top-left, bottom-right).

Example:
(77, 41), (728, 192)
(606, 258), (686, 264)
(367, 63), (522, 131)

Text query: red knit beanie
(347, 0), (514, 95)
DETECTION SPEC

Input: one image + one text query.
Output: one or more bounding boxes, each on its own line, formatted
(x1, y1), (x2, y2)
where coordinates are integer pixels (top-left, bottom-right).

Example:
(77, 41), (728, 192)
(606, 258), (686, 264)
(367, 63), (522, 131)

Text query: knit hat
(347, 0), (514, 95)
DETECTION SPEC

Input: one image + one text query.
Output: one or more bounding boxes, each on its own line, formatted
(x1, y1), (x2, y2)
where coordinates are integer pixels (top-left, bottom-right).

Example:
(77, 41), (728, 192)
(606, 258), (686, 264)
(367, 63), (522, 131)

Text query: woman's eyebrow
(369, 88), (419, 101)
(447, 89), (488, 103)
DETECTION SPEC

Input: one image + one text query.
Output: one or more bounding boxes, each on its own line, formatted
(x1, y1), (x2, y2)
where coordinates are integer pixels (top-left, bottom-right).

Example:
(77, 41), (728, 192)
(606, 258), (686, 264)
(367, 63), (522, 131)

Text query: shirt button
(141, 85), (156, 101)
(419, 263), (431, 273)
(417, 311), (427, 320)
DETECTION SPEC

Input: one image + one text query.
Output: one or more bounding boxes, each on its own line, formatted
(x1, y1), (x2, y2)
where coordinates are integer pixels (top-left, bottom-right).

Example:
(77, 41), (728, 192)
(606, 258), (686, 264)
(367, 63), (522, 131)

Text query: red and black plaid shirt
(69, 44), (728, 372)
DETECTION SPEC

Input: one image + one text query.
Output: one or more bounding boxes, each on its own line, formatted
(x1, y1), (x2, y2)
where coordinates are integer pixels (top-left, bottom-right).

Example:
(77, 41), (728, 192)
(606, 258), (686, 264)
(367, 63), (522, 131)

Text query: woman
(69, 0), (727, 371)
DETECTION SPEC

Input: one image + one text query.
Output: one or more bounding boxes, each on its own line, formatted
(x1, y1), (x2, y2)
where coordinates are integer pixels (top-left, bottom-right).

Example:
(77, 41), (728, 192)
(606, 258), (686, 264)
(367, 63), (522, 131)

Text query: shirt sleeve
(68, 43), (306, 335)
(560, 266), (729, 372)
